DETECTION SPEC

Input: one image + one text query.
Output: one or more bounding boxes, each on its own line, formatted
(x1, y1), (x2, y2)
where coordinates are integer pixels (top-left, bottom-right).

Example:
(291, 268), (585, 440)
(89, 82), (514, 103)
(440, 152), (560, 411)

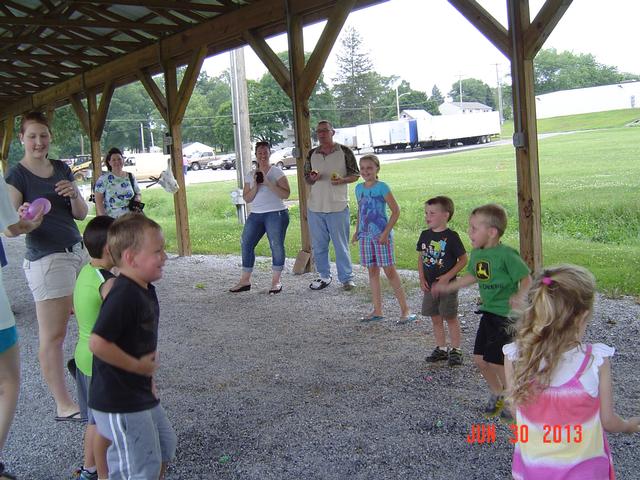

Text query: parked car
(124, 153), (170, 181)
(187, 151), (216, 171)
(219, 154), (236, 170)
(206, 155), (224, 170)
(270, 147), (297, 169)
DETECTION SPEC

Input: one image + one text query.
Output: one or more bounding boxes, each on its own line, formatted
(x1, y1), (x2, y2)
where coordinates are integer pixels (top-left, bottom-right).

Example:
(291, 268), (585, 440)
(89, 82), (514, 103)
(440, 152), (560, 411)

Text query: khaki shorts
(422, 289), (459, 318)
(23, 243), (88, 302)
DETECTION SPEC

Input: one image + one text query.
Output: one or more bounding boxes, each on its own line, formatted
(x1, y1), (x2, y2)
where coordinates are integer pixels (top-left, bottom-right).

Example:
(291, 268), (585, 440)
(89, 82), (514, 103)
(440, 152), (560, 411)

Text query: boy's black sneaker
(425, 347), (448, 363)
(448, 348), (464, 366)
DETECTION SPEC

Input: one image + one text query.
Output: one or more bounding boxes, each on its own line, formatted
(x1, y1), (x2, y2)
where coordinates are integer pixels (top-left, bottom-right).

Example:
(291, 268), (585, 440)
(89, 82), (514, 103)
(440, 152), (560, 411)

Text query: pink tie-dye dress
(512, 344), (615, 480)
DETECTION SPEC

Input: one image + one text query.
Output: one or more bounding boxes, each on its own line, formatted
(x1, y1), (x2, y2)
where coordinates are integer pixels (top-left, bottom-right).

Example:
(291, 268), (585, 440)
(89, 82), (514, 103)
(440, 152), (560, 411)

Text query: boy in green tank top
(72, 216), (116, 480)
(432, 204), (531, 421)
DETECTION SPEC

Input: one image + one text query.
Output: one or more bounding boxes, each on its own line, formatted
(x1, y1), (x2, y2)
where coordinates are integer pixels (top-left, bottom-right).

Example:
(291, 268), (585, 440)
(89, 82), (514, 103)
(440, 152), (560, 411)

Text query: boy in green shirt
(433, 204), (531, 419)
(72, 216), (116, 480)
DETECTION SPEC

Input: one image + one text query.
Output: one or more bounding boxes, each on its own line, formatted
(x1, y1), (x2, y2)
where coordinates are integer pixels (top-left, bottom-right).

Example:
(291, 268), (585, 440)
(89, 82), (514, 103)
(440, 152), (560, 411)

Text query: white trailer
(355, 124), (373, 151)
(333, 127), (358, 149)
(418, 111), (500, 148)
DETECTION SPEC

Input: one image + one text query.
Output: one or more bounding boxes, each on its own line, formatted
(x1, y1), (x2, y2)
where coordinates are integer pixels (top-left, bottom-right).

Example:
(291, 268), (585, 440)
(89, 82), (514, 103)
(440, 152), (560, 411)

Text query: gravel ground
(3, 235), (640, 480)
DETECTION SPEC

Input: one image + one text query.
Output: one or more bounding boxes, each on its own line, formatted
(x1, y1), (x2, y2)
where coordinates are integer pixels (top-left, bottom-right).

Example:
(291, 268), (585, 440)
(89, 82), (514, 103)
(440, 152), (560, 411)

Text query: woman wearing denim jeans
(230, 141), (290, 294)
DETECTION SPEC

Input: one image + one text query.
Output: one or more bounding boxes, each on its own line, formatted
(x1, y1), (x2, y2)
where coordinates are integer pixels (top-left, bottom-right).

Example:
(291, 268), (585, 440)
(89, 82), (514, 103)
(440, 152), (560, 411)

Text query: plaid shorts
(359, 237), (395, 267)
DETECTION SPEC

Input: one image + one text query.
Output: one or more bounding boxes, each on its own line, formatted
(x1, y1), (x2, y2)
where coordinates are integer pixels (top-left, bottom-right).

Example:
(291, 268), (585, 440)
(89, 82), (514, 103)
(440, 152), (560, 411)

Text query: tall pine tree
(331, 27), (388, 127)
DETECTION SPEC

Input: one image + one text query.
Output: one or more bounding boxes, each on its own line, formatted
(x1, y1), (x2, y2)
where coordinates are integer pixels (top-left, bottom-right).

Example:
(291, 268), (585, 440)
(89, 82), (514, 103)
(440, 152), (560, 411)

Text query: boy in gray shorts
(416, 196), (467, 366)
(89, 214), (176, 479)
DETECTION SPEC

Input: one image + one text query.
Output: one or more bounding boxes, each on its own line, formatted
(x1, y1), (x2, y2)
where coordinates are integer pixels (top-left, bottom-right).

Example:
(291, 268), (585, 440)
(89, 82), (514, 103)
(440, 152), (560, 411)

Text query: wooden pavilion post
(69, 79), (115, 182)
(507, 0), (542, 272)
(157, 46), (207, 256)
(286, 7), (313, 272)
(244, 0), (356, 272)
(448, 0), (572, 273)
(0, 115), (14, 174)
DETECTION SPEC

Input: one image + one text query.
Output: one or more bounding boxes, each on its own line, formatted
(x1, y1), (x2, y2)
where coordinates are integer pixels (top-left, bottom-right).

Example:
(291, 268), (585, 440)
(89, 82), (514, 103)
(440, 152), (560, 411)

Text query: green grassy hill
(501, 108), (640, 138)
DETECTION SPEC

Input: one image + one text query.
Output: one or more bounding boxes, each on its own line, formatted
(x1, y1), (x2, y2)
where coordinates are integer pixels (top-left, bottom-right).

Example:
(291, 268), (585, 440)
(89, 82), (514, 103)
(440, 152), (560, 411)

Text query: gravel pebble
(3, 236), (640, 479)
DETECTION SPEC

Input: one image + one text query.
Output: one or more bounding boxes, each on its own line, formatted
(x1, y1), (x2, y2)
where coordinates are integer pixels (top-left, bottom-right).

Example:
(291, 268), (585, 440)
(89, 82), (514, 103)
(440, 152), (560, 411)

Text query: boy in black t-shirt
(416, 196), (467, 366)
(89, 213), (176, 479)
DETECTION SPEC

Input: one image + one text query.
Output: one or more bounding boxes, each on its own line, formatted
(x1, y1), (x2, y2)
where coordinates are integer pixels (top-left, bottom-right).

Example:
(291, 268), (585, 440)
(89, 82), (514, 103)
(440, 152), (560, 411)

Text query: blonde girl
(503, 265), (640, 480)
(351, 154), (415, 323)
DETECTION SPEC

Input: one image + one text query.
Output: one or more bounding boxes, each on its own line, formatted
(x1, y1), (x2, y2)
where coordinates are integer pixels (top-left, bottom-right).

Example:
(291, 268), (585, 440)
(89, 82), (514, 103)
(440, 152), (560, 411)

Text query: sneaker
(448, 348), (464, 366)
(483, 394), (504, 418)
(425, 347), (449, 363)
(309, 277), (332, 290)
(342, 280), (356, 291)
(72, 467), (98, 480)
(396, 314), (417, 325)
(0, 462), (17, 480)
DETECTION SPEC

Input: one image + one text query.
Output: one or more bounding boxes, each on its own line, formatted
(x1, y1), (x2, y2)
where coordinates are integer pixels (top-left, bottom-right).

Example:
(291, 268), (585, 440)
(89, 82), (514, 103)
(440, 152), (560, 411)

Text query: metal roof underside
(0, 1), (245, 103)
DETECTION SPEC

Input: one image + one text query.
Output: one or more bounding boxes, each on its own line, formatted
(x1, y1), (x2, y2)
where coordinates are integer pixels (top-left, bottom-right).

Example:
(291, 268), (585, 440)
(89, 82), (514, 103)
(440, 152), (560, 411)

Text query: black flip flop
(269, 284), (282, 295)
(229, 284), (251, 293)
(54, 411), (85, 423)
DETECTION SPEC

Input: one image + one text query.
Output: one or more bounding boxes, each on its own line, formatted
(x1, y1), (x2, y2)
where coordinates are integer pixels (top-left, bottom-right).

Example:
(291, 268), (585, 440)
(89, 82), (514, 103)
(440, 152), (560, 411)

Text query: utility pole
(230, 47), (252, 224)
(458, 75), (463, 102)
(139, 123), (145, 152)
(495, 63), (504, 124)
(149, 123), (155, 149)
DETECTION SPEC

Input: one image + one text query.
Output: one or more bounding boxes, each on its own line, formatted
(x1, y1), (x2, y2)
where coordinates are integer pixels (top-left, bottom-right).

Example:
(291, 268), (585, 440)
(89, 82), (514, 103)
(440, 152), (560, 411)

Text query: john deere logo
(476, 261), (490, 280)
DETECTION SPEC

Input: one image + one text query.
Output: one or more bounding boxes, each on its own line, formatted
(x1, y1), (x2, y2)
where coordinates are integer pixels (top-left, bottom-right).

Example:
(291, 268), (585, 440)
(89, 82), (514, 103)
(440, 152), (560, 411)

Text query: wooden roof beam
(0, 17), (181, 33)
(447, 0), (511, 58)
(0, 36), (140, 48)
(300, 0), (356, 100)
(68, 0), (230, 14)
(4, 51), (104, 62)
(524, 0), (573, 58)
(93, 81), (115, 137)
(136, 69), (168, 123)
(243, 29), (292, 98)
(0, 0), (383, 119)
(172, 46), (207, 125)
(69, 93), (90, 135)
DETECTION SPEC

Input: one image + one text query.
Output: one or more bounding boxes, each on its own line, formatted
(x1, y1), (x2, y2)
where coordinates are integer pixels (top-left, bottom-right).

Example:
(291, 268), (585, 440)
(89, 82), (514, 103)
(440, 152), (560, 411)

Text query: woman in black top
(5, 111), (88, 421)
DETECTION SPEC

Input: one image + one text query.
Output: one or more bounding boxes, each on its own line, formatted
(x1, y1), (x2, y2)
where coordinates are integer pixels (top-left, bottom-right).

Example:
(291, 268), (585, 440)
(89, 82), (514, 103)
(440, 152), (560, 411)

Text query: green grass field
(81, 110), (640, 296)
(501, 108), (640, 138)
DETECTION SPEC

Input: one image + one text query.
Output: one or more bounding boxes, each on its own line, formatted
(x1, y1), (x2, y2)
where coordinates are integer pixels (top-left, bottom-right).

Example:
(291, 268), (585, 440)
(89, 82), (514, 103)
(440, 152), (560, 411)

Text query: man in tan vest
(304, 120), (360, 291)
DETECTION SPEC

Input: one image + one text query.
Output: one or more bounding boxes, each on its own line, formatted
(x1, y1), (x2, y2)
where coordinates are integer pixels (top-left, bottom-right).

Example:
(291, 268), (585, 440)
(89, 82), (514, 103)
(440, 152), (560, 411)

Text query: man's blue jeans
(307, 207), (353, 283)
(241, 209), (290, 272)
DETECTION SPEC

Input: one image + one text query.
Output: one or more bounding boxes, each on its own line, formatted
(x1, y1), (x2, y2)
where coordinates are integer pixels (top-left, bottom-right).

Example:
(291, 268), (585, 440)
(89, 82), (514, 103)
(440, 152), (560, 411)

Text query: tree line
(7, 27), (638, 165)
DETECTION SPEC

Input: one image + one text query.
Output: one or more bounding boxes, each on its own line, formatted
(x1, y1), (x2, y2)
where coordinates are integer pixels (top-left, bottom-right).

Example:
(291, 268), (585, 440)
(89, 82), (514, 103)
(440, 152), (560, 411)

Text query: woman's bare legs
(35, 296), (78, 416)
(0, 343), (19, 452)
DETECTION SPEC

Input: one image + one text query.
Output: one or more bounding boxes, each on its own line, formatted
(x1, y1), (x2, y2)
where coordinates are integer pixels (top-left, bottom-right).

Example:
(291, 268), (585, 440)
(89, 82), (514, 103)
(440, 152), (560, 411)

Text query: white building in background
(182, 141), (214, 157)
(535, 81), (640, 119)
(439, 101), (493, 115)
(399, 109), (432, 120)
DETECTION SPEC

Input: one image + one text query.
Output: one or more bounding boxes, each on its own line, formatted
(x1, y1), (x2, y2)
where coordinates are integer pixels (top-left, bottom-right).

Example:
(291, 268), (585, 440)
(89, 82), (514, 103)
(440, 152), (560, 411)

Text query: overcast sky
(203, 0), (640, 95)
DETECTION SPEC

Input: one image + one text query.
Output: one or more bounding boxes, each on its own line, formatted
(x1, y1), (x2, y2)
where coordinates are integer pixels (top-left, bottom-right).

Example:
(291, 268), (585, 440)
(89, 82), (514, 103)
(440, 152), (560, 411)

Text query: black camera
(255, 171), (264, 184)
(128, 199), (145, 213)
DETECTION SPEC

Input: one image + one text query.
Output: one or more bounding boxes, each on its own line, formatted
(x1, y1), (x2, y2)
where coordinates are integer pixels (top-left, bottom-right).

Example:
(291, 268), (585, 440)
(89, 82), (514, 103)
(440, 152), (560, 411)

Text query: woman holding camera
(94, 147), (142, 218)
(230, 141), (290, 294)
